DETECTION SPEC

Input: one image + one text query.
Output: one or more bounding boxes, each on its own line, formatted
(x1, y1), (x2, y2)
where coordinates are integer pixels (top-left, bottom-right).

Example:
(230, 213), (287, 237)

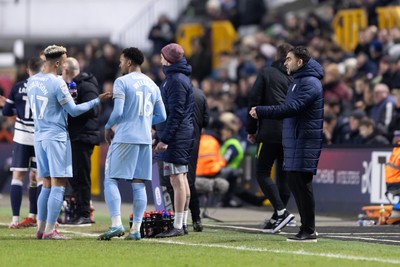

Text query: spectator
(148, 14), (176, 56)
(219, 112), (244, 207)
(359, 117), (390, 145)
(86, 42), (119, 92)
(343, 110), (366, 144)
(235, 0), (267, 38)
(387, 88), (400, 143)
(368, 83), (396, 134)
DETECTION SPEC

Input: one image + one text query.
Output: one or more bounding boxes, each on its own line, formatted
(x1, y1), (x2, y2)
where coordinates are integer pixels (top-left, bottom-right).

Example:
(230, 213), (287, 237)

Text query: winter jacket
(68, 72), (100, 145)
(156, 58), (194, 165)
(256, 59), (324, 174)
(247, 60), (293, 143)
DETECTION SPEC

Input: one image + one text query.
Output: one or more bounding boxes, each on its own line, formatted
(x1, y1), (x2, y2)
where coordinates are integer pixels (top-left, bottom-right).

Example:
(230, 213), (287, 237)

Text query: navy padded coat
(256, 59), (324, 174)
(156, 58), (194, 165)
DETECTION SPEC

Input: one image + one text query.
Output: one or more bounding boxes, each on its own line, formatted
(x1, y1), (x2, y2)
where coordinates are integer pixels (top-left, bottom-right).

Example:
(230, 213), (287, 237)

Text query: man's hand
(154, 141), (168, 152)
(105, 128), (114, 144)
(247, 134), (257, 144)
(0, 95), (6, 107)
(98, 92), (112, 103)
(249, 107), (258, 119)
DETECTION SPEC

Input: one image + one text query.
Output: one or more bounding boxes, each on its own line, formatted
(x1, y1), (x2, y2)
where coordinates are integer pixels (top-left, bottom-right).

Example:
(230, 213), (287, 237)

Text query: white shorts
(105, 143), (152, 180)
(34, 140), (72, 178)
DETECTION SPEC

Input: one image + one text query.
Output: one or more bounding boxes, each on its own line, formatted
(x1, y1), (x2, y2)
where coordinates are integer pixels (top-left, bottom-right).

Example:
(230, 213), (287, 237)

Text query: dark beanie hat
(161, 43), (184, 64)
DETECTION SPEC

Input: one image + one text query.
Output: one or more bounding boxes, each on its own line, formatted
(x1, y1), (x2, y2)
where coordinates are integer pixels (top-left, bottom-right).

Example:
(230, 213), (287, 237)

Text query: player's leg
(42, 140), (71, 240)
(33, 141), (51, 239)
(182, 173), (190, 234)
(9, 143), (30, 228)
(155, 163), (188, 238)
(19, 151), (41, 227)
(126, 145), (152, 240)
(98, 143), (125, 240)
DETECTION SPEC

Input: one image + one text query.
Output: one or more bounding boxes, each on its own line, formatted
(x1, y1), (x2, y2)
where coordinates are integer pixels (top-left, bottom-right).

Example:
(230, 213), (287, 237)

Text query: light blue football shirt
(105, 72), (165, 144)
(27, 72), (100, 142)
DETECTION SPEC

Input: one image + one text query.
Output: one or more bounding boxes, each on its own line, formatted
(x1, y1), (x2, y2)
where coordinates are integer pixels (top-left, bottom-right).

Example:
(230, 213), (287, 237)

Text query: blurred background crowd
(1, 0), (400, 149)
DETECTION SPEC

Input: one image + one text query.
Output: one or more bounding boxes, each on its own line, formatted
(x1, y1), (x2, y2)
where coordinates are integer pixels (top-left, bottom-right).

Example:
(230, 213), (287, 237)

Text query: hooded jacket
(256, 59), (324, 174)
(156, 58), (194, 164)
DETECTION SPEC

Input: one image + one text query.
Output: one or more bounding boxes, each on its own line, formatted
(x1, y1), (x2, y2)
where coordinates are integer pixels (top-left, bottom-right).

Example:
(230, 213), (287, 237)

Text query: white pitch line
(59, 229), (400, 265)
(148, 239), (400, 265)
(326, 235), (400, 244)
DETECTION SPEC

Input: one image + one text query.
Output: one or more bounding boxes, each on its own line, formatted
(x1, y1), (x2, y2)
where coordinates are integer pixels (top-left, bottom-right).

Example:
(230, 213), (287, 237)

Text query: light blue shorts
(34, 140), (72, 178)
(105, 143), (152, 180)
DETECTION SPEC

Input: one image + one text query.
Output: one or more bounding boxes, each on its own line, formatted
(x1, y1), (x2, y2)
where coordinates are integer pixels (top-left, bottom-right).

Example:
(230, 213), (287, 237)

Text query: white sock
(111, 215), (122, 227)
(173, 212), (184, 229)
(131, 222), (141, 233)
(12, 216), (20, 225)
(37, 220), (46, 233)
(29, 213), (36, 219)
(183, 210), (188, 226)
(277, 209), (286, 216)
(44, 223), (55, 235)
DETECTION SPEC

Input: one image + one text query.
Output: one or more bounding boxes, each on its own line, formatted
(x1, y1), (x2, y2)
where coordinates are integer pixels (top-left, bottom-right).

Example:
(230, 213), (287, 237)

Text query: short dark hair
(359, 117), (375, 128)
(289, 46), (311, 64)
(276, 43), (293, 60)
(122, 47), (144, 66)
(28, 57), (44, 73)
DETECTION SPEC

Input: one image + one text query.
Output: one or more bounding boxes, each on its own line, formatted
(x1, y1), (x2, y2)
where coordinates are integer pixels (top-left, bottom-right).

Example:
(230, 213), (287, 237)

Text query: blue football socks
(104, 178), (121, 217)
(47, 186), (65, 224)
(132, 182), (147, 223)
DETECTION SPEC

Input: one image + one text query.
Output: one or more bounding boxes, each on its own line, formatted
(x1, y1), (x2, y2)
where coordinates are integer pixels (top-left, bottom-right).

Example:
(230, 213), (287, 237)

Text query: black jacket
(188, 88), (210, 183)
(68, 72), (100, 145)
(156, 58), (194, 164)
(247, 60), (293, 143)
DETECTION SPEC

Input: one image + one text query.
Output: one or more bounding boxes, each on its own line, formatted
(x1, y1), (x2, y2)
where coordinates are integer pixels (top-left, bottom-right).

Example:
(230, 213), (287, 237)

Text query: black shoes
(193, 221), (203, 232)
(262, 213), (278, 233)
(155, 227), (184, 238)
(65, 216), (92, 226)
(263, 210), (294, 234)
(287, 231), (318, 242)
(183, 224), (189, 235)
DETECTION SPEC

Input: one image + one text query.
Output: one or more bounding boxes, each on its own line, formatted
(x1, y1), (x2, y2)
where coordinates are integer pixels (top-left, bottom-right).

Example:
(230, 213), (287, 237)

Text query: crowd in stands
(2, 0), (400, 148)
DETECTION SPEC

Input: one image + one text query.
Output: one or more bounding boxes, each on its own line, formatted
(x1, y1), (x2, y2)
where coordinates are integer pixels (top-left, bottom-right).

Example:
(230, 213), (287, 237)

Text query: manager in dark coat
(250, 46), (324, 242)
(155, 43), (194, 238)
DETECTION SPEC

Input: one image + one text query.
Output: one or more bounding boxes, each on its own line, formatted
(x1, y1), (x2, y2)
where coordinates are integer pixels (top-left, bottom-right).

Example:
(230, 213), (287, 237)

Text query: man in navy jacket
(250, 46), (324, 242)
(155, 43), (194, 238)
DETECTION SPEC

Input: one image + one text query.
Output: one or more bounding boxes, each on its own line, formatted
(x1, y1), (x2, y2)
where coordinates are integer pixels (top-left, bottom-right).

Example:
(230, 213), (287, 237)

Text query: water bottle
(68, 81), (78, 100)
